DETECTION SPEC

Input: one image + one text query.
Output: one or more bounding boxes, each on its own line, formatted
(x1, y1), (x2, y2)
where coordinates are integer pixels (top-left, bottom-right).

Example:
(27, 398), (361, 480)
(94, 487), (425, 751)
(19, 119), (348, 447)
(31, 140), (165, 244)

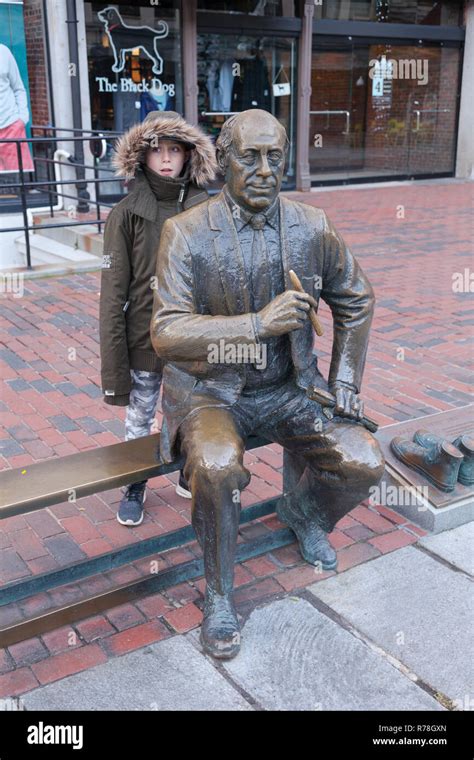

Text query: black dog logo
(98, 6), (169, 76)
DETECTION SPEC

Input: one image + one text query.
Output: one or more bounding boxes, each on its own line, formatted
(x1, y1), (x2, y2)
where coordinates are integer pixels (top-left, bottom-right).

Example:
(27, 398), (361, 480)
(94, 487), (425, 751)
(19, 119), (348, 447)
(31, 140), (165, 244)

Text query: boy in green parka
(100, 111), (217, 526)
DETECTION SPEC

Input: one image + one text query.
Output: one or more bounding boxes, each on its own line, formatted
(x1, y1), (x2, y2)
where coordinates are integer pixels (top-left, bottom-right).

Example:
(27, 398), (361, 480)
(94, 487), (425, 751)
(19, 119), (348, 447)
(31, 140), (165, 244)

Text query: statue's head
(216, 109), (288, 213)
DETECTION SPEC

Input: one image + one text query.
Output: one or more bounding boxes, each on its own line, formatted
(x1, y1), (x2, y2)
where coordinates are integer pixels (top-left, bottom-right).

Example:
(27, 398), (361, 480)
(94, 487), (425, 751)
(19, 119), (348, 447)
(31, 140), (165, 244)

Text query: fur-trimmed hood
(112, 111), (217, 187)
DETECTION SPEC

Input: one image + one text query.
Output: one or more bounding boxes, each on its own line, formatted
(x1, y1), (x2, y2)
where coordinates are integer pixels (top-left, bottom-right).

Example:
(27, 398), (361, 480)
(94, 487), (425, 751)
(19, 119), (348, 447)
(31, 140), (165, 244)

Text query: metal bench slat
(0, 433), (271, 519)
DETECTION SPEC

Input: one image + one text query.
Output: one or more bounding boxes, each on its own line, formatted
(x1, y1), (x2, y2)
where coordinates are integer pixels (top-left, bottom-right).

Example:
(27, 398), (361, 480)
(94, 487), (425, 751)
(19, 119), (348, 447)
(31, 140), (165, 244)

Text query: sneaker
(175, 470), (192, 499)
(117, 481), (147, 526)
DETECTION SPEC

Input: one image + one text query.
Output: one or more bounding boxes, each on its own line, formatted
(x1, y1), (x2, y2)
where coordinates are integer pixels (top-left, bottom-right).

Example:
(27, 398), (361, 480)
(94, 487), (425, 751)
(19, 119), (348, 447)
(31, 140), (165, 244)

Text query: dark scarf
(141, 163), (190, 202)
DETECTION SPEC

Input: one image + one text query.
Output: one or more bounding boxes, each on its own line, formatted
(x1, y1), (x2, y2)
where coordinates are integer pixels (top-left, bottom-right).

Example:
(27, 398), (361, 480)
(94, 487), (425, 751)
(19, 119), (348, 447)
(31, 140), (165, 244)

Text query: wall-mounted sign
(98, 6), (169, 76)
(95, 76), (175, 96)
(272, 66), (291, 97)
(87, 3), (182, 144)
(370, 55), (393, 108)
(0, 1), (34, 173)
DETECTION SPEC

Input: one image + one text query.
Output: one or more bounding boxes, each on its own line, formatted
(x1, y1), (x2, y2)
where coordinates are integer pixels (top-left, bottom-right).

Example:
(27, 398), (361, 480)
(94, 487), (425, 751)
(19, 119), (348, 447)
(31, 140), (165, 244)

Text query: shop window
(313, 0), (463, 26)
(198, 1), (299, 17)
(0, 1), (35, 195)
(197, 32), (297, 188)
(309, 38), (461, 182)
(85, 1), (182, 135)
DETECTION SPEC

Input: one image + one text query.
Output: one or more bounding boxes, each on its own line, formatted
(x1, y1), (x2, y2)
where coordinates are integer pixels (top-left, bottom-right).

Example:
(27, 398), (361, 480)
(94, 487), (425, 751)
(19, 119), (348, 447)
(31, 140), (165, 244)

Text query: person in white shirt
(0, 43), (33, 173)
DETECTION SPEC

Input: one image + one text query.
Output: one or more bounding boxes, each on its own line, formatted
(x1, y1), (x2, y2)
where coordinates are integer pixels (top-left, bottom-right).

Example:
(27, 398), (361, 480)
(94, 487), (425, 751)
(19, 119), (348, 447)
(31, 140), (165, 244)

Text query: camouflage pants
(125, 369), (162, 441)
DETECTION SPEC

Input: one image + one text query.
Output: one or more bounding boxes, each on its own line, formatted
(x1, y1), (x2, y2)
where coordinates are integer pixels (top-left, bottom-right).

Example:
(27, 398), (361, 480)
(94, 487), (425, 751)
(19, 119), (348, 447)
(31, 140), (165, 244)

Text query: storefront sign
(0, 0), (33, 173)
(98, 6), (169, 76)
(273, 81), (291, 97)
(272, 66), (291, 97)
(371, 56), (393, 98)
(95, 76), (175, 96)
(370, 55), (393, 107)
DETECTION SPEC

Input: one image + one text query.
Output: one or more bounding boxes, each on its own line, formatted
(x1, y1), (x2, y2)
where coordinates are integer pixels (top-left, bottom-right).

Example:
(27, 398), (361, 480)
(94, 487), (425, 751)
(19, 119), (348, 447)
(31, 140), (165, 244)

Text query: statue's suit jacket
(151, 191), (374, 463)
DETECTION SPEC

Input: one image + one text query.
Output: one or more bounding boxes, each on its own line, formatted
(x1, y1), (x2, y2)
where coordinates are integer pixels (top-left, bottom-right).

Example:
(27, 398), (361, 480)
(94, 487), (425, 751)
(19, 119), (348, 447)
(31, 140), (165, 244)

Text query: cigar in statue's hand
(288, 270), (324, 336)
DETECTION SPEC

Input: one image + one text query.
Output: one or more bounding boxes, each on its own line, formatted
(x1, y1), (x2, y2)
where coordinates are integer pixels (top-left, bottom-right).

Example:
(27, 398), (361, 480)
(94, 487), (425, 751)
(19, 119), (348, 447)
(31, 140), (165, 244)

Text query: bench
(0, 433), (295, 647)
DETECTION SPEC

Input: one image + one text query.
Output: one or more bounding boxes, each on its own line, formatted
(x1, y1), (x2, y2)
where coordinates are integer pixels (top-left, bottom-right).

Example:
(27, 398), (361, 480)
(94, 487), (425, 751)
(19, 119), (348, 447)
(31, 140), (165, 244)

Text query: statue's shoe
(200, 590), (241, 660)
(277, 501), (337, 570)
(414, 429), (474, 487)
(390, 436), (463, 492)
(452, 435), (474, 487)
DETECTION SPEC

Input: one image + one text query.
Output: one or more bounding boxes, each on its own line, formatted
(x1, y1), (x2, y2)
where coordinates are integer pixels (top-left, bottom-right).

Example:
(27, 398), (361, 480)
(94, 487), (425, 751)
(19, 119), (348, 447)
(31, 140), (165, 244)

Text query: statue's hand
(258, 290), (318, 338)
(329, 383), (364, 421)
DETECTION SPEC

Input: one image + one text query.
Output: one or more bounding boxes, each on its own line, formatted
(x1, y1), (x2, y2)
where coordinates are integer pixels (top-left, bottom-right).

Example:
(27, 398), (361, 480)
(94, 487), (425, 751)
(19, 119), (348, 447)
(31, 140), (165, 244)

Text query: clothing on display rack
(206, 60), (234, 112)
(140, 88), (173, 120)
(113, 92), (142, 132)
(232, 54), (271, 111)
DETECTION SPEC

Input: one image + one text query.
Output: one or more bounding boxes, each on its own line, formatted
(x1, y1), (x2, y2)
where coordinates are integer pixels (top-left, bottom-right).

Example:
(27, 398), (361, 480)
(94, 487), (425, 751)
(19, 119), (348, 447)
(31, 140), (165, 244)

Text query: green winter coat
(99, 112), (217, 406)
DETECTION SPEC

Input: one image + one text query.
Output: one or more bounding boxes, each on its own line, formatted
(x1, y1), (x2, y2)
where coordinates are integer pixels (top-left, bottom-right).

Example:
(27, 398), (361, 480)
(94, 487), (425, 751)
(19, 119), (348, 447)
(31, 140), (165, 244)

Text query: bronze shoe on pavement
(390, 435), (464, 492)
(413, 429), (474, 487)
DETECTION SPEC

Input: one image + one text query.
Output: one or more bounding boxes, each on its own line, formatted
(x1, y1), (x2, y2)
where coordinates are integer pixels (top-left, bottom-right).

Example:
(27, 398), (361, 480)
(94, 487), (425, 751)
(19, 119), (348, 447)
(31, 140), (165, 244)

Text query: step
(15, 233), (102, 269)
(32, 217), (105, 258)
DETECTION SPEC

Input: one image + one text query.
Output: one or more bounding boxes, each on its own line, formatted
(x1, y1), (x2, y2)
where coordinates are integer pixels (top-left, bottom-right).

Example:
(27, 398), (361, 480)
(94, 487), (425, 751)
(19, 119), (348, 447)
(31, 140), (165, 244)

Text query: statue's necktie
(249, 213), (271, 310)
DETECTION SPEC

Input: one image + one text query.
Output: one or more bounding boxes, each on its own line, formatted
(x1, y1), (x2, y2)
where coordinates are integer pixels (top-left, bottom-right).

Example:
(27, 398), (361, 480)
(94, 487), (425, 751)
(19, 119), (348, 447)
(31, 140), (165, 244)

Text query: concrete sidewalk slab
(418, 522), (474, 575)
(21, 636), (252, 711)
(308, 546), (473, 704)
(220, 597), (442, 711)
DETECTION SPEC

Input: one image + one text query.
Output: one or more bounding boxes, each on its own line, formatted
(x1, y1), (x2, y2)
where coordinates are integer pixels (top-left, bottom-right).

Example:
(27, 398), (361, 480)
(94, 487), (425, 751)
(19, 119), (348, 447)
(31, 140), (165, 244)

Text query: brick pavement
(0, 180), (472, 696)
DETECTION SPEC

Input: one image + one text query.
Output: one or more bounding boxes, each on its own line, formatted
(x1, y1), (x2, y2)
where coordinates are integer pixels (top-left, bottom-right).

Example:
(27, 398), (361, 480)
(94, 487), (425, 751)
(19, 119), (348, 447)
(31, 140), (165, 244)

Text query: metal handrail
(0, 218), (113, 235)
(1, 134), (117, 143)
(0, 176), (118, 190)
(310, 110), (351, 135)
(31, 124), (123, 136)
(0, 127), (126, 268)
(412, 108), (451, 132)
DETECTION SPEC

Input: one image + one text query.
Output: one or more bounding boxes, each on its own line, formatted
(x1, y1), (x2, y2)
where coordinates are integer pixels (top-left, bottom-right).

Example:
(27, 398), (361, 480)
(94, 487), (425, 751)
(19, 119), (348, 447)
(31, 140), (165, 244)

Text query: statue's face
(225, 114), (286, 212)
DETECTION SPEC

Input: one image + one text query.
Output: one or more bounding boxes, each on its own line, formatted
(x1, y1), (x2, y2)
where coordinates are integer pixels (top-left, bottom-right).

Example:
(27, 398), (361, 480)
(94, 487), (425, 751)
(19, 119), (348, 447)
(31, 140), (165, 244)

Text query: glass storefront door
(84, 1), (182, 199)
(309, 38), (461, 183)
(198, 0), (300, 16)
(0, 0), (34, 200)
(313, 0), (462, 25)
(197, 31), (297, 188)
(86, 1), (183, 133)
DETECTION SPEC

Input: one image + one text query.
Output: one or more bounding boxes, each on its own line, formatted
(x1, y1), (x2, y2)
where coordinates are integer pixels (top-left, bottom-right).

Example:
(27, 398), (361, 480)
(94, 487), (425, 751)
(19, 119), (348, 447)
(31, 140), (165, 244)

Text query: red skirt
(0, 118), (34, 172)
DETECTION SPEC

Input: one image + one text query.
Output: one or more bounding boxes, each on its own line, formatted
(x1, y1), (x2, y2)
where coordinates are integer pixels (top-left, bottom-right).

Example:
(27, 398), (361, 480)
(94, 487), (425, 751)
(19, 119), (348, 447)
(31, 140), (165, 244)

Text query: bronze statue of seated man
(151, 109), (385, 660)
